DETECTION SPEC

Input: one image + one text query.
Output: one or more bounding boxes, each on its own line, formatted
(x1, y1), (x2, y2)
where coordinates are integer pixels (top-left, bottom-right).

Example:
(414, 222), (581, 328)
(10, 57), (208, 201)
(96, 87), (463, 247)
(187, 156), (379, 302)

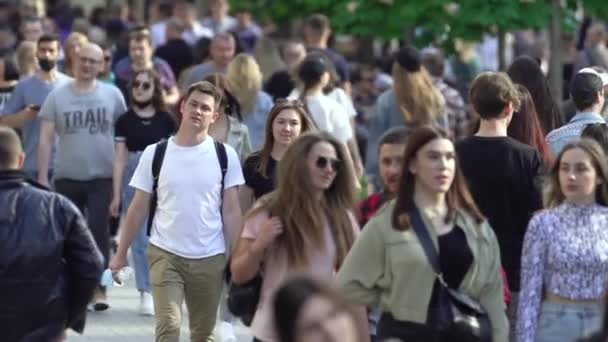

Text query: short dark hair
(304, 14), (330, 34)
(570, 72), (604, 111)
(378, 127), (409, 152)
(128, 25), (152, 45)
(421, 48), (445, 78)
(37, 33), (60, 47)
(185, 81), (223, 109)
(0, 126), (23, 170)
(470, 72), (520, 119)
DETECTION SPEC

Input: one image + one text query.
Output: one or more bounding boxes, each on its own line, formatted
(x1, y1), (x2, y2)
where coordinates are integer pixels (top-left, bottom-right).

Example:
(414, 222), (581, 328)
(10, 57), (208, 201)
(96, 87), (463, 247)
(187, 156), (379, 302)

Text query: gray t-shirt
(1, 73), (71, 173)
(39, 81), (127, 181)
(185, 62), (223, 89)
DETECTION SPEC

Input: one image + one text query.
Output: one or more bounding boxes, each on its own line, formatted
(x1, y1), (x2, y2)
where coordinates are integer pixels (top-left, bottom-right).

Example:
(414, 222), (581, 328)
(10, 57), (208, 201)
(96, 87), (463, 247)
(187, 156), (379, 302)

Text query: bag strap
(147, 139), (168, 236)
(409, 205), (447, 286)
(214, 139), (227, 215)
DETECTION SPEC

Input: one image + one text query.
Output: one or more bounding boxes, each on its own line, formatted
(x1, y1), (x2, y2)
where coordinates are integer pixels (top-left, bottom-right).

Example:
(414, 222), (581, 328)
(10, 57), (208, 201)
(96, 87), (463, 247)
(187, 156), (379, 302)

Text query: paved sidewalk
(68, 282), (252, 341)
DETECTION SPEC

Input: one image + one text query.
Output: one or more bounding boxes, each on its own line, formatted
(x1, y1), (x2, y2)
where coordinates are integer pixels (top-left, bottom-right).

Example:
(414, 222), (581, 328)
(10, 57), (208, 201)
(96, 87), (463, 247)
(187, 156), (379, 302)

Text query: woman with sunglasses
(239, 99), (315, 213)
(110, 68), (176, 316)
(230, 131), (360, 342)
(336, 126), (508, 342)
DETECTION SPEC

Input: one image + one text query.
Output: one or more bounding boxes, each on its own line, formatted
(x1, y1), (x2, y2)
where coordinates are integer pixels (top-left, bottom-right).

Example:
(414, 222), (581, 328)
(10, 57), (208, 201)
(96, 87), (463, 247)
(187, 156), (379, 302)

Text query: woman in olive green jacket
(336, 126), (508, 341)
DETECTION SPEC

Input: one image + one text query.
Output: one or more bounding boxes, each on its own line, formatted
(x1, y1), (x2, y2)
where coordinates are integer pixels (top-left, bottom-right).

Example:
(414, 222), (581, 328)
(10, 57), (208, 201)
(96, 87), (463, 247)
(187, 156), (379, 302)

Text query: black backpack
(146, 139), (227, 236)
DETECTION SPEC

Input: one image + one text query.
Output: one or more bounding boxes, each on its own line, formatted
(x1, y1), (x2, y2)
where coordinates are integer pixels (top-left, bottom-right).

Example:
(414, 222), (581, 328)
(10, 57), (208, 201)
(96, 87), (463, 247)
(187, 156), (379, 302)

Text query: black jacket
(0, 170), (103, 341)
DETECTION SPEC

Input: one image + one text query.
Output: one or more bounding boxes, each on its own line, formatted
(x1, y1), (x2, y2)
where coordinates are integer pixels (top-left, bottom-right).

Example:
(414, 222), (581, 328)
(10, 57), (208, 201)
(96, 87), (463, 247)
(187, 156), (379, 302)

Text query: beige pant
(148, 244), (226, 342)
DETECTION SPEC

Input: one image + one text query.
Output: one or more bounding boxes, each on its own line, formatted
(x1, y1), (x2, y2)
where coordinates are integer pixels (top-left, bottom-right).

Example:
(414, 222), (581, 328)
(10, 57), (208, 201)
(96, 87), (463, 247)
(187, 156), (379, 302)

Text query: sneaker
(216, 321), (237, 342)
(139, 291), (154, 316)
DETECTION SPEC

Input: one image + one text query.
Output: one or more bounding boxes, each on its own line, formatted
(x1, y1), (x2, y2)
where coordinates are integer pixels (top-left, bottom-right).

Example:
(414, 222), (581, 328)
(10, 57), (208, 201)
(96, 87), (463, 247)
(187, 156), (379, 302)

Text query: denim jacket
(225, 115), (253, 165)
(545, 112), (605, 156)
(365, 89), (449, 187)
(242, 91), (273, 151)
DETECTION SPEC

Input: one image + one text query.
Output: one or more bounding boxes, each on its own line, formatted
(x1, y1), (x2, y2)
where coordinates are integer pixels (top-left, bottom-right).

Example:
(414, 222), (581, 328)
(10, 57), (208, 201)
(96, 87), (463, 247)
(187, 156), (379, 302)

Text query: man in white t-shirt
(110, 81), (244, 341)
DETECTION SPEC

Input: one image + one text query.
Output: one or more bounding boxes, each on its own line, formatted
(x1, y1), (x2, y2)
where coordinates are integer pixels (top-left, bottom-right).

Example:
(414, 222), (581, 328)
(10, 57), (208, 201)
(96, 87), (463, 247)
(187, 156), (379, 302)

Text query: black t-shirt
(0, 84), (15, 112)
(114, 109), (176, 152)
(263, 70), (294, 101)
(243, 153), (277, 199)
(456, 136), (544, 291)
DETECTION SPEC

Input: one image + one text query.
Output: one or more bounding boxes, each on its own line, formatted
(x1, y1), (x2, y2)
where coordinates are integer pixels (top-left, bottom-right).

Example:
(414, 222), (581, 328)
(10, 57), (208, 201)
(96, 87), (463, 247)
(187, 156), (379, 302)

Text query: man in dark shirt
(456, 72), (544, 331)
(303, 14), (351, 94)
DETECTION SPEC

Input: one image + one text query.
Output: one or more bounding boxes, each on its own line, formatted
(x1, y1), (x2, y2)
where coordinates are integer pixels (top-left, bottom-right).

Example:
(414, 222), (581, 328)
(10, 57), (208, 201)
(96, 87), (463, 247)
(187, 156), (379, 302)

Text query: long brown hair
(253, 100), (316, 178)
(508, 84), (553, 167)
(249, 132), (357, 267)
(203, 73), (243, 121)
(544, 139), (608, 208)
(392, 126), (483, 230)
(129, 69), (167, 112)
(392, 62), (445, 125)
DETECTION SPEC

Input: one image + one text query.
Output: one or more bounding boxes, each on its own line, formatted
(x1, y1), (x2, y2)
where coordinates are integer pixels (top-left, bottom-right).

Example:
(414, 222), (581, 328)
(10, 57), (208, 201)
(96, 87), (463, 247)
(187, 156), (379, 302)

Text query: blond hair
(226, 54), (263, 116)
(392, 63), (445, 124)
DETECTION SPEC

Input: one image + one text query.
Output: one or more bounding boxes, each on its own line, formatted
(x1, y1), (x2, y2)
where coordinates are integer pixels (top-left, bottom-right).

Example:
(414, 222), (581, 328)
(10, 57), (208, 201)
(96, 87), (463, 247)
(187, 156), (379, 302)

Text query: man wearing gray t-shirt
(0, 34), (71, 179)
(38, 43), (127, 311)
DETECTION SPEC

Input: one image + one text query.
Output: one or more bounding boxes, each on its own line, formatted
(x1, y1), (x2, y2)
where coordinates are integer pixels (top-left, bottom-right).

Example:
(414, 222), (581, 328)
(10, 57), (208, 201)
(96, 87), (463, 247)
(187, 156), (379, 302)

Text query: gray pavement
(68, 282), (252, 341)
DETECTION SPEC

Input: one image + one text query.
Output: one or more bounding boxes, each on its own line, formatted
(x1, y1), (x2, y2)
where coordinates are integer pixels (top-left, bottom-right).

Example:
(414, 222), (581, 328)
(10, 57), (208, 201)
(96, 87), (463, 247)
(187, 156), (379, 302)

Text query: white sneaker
(217, 321), (237, 342)
(139, 292), (154, 316)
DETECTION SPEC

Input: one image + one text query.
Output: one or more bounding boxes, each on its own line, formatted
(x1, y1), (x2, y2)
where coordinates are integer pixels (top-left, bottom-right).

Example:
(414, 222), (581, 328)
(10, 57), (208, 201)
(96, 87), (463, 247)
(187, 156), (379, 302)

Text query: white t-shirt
(129, 136), (244, 258)
(303, 94), (353, 144)
(288, 87), (357, 118)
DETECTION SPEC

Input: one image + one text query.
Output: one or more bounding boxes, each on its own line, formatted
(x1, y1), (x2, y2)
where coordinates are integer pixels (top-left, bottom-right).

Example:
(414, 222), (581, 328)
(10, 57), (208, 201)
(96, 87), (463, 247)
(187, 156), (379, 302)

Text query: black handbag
(409, 205), (492, 342)
(225, 264), (263, 326)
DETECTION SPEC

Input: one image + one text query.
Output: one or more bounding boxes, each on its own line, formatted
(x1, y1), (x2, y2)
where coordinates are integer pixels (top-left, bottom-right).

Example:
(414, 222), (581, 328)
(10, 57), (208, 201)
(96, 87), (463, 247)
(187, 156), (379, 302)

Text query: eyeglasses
(79, 56), (101, 65)
(133, 81), (151, 90)
(316, 156), (341, 172)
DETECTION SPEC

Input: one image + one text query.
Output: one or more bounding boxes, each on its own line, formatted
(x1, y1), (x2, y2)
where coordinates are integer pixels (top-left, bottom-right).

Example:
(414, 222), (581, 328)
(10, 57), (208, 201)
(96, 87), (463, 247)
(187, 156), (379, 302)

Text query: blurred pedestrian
(226, 53), (273, 150)
(185, 32), (236, 89)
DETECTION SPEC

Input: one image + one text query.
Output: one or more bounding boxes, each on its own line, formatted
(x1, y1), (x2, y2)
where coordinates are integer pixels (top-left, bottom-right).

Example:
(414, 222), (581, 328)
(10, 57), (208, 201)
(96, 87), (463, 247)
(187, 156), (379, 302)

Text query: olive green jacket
(336, 200), (508, 342)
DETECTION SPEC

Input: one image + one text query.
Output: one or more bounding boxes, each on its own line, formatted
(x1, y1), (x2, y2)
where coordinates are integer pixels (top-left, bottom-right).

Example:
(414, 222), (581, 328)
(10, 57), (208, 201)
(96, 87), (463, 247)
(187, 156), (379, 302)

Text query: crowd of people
(3, 1), (608, 342)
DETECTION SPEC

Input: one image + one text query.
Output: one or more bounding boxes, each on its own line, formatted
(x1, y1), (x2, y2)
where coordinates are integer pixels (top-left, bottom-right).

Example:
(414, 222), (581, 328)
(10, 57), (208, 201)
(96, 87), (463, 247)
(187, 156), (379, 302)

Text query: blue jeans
(536, 301), (602, 342)
(123, 151), (150, 293)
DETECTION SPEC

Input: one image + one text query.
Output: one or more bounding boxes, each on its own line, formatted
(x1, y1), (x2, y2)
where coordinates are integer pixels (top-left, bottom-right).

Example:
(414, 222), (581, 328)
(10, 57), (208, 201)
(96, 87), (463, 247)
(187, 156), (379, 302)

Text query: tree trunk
(498, 29), (507, 71)
(548, 0), (563, 104)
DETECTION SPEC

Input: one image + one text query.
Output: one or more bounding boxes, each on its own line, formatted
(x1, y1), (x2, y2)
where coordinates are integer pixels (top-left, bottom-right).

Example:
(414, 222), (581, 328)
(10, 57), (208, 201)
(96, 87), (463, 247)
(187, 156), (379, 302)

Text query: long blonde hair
(392, 62), (445, 124)
(248, 132), (357, 267)
(226, 53), (263, 116)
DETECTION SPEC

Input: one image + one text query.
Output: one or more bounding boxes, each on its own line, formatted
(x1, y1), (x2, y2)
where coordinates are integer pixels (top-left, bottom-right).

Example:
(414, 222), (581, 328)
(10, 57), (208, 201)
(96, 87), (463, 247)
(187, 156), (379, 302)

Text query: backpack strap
(147, 139), (168, 236)
(214, 139), (228, 215)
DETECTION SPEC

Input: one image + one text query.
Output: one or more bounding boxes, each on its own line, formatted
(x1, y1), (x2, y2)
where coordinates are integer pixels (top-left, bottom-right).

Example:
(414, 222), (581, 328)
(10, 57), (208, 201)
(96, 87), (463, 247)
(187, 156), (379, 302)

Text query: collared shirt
(545, 112), (606, 156)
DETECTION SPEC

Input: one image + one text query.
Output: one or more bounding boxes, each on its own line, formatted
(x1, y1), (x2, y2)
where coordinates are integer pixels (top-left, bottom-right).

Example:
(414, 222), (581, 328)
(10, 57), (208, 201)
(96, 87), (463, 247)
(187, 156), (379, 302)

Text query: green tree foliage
(233, 0), (607, 46)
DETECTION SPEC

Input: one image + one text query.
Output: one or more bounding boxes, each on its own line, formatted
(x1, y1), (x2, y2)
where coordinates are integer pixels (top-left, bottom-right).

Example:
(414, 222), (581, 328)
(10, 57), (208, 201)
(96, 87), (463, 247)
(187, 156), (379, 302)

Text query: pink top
(241, 209), (359, 342)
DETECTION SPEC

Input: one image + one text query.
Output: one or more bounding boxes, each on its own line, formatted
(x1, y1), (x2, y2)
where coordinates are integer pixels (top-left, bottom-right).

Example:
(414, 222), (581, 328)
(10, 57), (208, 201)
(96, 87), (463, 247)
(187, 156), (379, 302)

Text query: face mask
(133, 99), (153, 108)
(38, 58), (56, 72)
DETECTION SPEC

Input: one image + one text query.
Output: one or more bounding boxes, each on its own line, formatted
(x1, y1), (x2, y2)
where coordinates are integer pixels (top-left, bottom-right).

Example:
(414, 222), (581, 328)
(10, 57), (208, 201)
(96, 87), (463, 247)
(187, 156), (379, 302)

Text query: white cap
(578, 67), (608, 86)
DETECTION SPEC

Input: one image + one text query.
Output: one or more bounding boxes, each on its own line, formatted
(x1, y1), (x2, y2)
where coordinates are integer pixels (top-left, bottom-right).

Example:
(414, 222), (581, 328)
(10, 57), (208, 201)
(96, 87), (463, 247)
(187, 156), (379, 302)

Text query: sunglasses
(316, 156), (341, 172)
(132, 81), (151, 90)
(104, 55), (111, 61)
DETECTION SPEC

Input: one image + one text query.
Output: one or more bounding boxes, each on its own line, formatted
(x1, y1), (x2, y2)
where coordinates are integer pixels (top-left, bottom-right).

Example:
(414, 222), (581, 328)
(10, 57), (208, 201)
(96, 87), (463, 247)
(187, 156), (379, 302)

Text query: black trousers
(55, 178), (112, 269)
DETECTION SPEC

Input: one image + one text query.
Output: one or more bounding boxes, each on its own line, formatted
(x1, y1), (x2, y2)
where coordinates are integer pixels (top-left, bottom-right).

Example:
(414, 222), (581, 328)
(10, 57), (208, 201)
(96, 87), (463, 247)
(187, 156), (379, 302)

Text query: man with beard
(0, 34), (71, 180)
